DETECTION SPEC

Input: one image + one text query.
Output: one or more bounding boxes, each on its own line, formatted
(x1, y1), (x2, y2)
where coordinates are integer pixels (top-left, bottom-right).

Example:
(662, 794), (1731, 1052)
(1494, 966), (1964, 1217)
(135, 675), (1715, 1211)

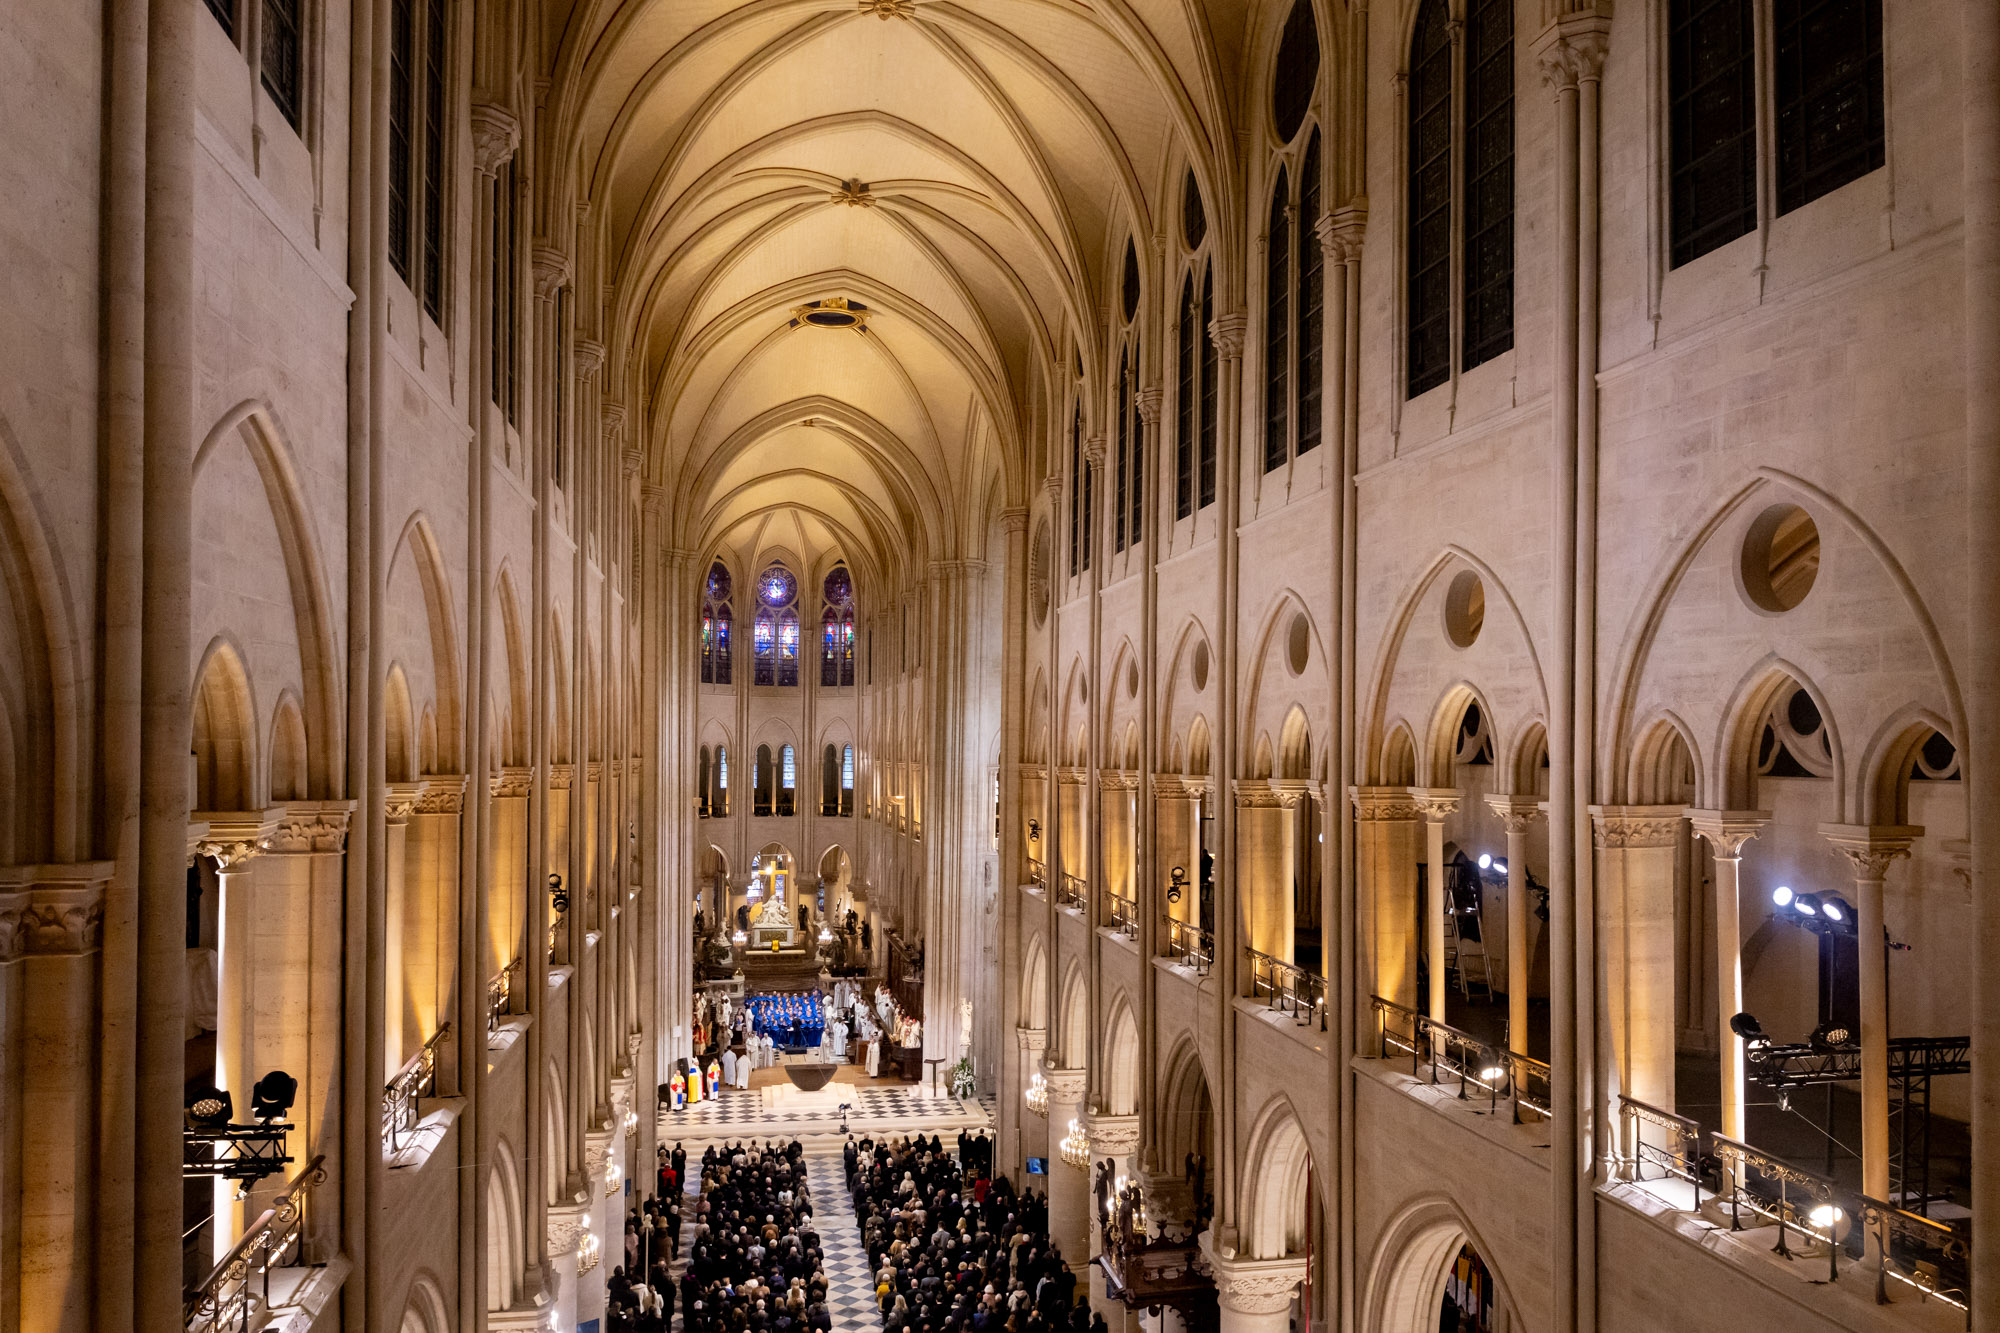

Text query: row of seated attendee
(678, 1138), (835, 1333)
(846, 1133), (1104, 1333)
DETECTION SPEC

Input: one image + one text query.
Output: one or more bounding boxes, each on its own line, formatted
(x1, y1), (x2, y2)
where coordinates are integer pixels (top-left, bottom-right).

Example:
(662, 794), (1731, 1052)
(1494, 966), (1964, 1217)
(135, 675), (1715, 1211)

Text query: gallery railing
(1055, 873), (1088, 913)
(1617, 1094), (1707, 1209)
(486, 962), (517, 1033)
(1104, 890), (1140, 937)
(1246, 949), (1326, 1028)
(184, 1155), (326, 1333)
(1027, 858), (1047, 889)
(1161, 919), (1212, 974)
(1370, 995), (1548, 1125)
(383, 1024), (450, 1152)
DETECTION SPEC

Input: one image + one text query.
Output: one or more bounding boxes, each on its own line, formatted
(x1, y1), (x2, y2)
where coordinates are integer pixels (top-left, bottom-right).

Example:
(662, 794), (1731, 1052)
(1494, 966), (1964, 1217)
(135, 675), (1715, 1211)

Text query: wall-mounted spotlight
(1772, 885), (1794, 908)
(1166, 865), (1187, 905)
(1792, 892), (1821, 917)
(186, 1086), (233, 1130)
(1477, 853), (1492, 870)
(251, 1070), (298, 1122)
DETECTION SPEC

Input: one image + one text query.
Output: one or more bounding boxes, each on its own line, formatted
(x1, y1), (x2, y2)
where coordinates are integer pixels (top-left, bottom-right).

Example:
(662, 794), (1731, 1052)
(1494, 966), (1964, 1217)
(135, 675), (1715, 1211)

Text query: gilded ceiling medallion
(789, 296), (870, 331)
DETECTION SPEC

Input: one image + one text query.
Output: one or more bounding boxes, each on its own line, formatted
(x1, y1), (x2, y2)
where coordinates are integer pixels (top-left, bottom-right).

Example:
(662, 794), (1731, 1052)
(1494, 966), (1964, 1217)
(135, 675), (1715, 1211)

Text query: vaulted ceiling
(543, 0), (1276, 586)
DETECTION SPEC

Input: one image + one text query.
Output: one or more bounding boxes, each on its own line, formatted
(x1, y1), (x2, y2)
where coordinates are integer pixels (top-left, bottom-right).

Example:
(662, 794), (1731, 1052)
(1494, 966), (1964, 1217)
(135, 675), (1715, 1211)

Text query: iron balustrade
(383, 1024), (451, 1152)
(1706, 1133), (1971, 1316)
(1027, 858), (1047, 888)
(1161, 918), (1212, 973)
(1617, 1095), (1706, 1210)
(1246, 948), (1326, 1028)
(1369, 995), (1547, 1125)
(1055, 873), (1088, 912)
(184, 1155), (326, 1333)
(1104, 890), (1140, 936)
(487, 963), (516, 1033)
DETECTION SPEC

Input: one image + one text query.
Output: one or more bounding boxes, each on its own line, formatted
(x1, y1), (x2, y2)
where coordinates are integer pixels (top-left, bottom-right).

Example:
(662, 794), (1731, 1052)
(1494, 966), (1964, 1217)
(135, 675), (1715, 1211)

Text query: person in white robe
(721, 1046), (738, 1090)
(865, 1033), (882, 1077)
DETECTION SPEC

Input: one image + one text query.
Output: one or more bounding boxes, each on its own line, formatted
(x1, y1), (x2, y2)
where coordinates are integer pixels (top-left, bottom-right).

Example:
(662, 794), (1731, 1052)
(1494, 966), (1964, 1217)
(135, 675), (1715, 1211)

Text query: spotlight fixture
(1792, 893), (1821, 917)
(1729, 1012), (1766, 1042)
(1477, 853), (1492, 871)
(1772, 885), (1795, 908)
(549, 872), (569, 916)
(251, 1070), (298, 1122)
(186, 1086), (234, 1130)
(1819, 894), (1851, 924)
(1810, 1020), (1854, 1052)
(1166, 865), (1187, 905)
(1493, 859), (1508, 876)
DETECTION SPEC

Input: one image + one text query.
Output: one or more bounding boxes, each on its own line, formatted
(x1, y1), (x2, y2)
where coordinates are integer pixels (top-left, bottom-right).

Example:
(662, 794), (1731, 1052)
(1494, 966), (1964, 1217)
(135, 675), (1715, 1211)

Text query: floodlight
(1492, 859), (1507, 876)
(1819, 895), (1851, 924)
(1772, 885), (1795, 908)
(186, 1086), (234, 1130)
(251, 1070), (297, 1121)
(1793, 893), (1821, 917)
(1810, 1020), (1853, 1052)
(1729, 1013), (1766, 1041)
(1477, 854), (1492, 871)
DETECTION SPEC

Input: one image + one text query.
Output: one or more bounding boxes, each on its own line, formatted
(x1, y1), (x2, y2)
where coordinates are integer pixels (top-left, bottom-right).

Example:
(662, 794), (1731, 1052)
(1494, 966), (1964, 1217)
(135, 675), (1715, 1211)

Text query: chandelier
(578, 1219), (602, 1275)
(1025, 1071), (1049, 1117)
(1059, 1118), (1090, 1170)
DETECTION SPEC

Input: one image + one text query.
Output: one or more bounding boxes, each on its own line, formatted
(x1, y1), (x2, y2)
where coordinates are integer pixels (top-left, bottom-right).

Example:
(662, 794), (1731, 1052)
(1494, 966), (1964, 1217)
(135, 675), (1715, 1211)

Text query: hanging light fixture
(1025, 1071), (1049, 1117)
(1059, 1118), (1090, 1169)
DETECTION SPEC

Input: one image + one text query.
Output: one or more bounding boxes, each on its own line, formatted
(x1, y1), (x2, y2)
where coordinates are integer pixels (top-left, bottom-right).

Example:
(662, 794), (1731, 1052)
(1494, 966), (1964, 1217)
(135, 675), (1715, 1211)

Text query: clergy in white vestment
(722, 1047), (738, 1089)
(865, 1035), (881, 1077)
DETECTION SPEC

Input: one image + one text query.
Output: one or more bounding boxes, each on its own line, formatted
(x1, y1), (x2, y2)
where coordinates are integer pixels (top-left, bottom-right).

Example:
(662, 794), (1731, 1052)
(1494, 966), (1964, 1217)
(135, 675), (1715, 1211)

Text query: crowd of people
(847, 1133), (1103, 1333)
(745, 991), (826, 1051)
(595, 1145), (689, 1331)
(669, 1137), (835, 1333)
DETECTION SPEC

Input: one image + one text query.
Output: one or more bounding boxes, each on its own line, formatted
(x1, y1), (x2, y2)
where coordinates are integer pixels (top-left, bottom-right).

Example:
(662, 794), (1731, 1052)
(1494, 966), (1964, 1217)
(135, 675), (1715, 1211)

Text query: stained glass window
(1176, 274), (1196, 520)
(1264, 169), (1290, 474)
(779, 744), (797, 816)
(1115, 347), (1131, 552)
(1272, 0), (1319, 143)
(390, 0), (413, 279)
(753, 612), (776, 687)
(702, 561), (733, 685)
(1199, 271), (1217, 509)
(1296, 131), (1324, 455)
(1775, 0), (1883, 214)
(1406, 0), (1453, 397)
(1463, 0), (1514, 371)
(1670, 0), (1757, 266)
(778, 611), (800, 687)
(759, 565), (798, 608)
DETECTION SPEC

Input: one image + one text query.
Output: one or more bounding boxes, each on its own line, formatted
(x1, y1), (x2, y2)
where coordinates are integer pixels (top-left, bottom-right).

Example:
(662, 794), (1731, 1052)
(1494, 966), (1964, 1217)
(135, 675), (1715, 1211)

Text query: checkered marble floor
(657, 1080), (991, 1147)
(806, 1154), (878, 1329)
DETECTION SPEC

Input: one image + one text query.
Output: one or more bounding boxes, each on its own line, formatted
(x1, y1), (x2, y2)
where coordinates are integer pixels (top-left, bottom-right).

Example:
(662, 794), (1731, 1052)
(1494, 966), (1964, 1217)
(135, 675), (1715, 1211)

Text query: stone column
(1591, 806), (1686, 1163)
(1820, 824), (1921, 1213)
(256, 802), (353, 1258)
(1209, 309), (1247, 1237)
(1017, 1026), (1050, 1172)
(996, 502), (1028, 1163)
(195, 814), (274, 1259)
(383, 781), (427, 1075)
(4, 863), (110, 1331)
(1155, 777), (1197, 927)
(1410, 790), (1461, 1021)
(1686, 811), (1768, 1146)
(1485, 797), (1543, 1056)
(1200, 1241), (1308, 1333)
(1349, 789), (1422, 1032)
(1044, 1066), (1090, 1266)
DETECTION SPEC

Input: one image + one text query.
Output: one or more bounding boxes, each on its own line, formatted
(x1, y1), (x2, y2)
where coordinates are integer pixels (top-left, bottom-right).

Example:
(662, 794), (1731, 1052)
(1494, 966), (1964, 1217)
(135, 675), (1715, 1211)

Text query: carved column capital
(1199, 1237), (1309, 1315)
(1016, 1025), (1048, 1055)
(471, 102), (521, 176)
(1685, 810), (1770, 859)
(1082, 1111), (1141, 1159)
(531, 247), (571, 300)
(1484, 793), (1544, 834)
(1042, 474), (1063, 506)
(1535, 18), (1611, 94)
(194, 810), (281, 868)
(1819, 824), (1923, 880)
(1082, 435), (1107, 468)
(0, 865), (113, 961)
(492, 768), (533, 799)
(1040, 1065), (1087, 1104)
(999, 506), (1029, 535)
(574, 338), (606, 380)
(414, 776), (468, 815)
(1134, 387), (1164, 427)
(1409, 787), (1461, 822)
(1350, 786), (1422, 822)
(1208, 312), (1248, 358)
(1590, 804), (1686, 850)
(546, 1203), (590, 1258)
(384, 780), (428, 826)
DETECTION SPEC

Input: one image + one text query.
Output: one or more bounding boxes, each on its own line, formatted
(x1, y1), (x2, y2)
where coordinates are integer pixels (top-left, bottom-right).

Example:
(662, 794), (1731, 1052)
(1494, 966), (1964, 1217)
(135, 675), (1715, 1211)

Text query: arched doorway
(1365, 1203), (1520, 1333)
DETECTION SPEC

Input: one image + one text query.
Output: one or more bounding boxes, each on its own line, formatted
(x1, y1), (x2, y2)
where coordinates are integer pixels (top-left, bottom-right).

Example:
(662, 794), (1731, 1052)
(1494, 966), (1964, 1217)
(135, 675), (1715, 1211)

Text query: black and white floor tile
(806, 1154), (878, 1329)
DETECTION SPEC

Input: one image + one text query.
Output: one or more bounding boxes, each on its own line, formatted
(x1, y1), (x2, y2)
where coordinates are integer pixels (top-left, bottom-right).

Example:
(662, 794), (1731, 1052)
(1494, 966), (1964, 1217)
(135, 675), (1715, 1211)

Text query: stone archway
(1363, 1198), (1521, 1333)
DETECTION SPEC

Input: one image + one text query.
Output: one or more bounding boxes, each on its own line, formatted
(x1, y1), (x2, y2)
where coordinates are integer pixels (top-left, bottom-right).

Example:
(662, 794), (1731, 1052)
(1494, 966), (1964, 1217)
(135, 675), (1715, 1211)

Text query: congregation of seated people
(846, 1133), (1103, 1333)
(675, 1138), (835, 1333)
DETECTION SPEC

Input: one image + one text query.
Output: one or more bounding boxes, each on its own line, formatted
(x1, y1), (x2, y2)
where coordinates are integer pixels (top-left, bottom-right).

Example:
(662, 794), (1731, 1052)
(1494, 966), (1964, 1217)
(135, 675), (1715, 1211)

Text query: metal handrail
(1858, 1194), (1972, 1316)
(1618, 1094), (1705, 1208)
(1161, 918), (1212, 973)
(486, 962), (517, 1033)
(184, 1155), (326, 1332)
(1246, 948), (1326, 1028)
(1027, 858), (1047, 888)
(383, 1023), (451, 1152)
(1104, 890), (1140, 936)
(1370, 995), (1545, 1125)
(1055, 873), (1088, 912)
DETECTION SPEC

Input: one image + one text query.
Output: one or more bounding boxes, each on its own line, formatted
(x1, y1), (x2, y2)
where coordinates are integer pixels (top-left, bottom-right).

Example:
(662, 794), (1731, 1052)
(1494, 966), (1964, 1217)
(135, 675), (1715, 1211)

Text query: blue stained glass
(759, 564), (797, 607)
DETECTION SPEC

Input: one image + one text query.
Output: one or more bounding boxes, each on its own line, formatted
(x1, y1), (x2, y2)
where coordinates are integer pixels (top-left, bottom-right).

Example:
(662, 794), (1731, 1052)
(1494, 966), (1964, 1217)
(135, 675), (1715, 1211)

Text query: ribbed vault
(539, 0), (1272, 578)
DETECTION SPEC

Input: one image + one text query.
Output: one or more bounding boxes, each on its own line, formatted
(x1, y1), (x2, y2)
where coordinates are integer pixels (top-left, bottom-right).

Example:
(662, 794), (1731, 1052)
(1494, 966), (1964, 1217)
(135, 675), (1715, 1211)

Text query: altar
(746, 862), (798, 949)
